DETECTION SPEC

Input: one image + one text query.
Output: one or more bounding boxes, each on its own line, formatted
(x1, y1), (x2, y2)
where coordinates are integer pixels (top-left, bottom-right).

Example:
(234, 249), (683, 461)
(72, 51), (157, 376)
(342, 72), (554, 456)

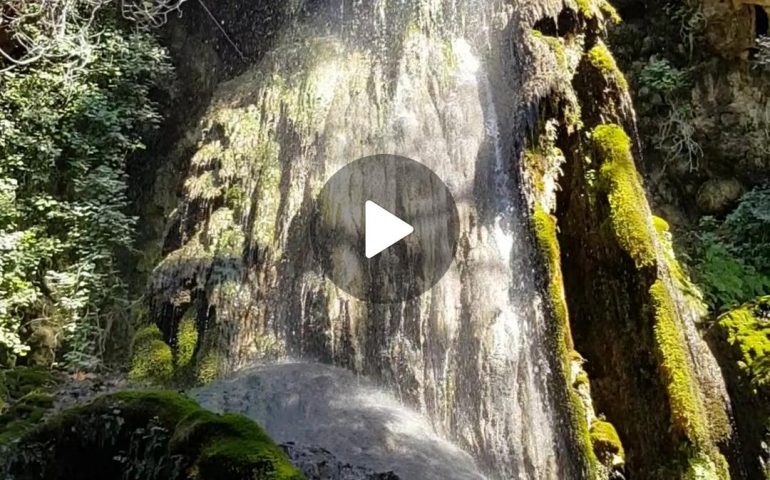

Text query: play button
(313, 154), (459, 303)
(365, 201), (414, 259)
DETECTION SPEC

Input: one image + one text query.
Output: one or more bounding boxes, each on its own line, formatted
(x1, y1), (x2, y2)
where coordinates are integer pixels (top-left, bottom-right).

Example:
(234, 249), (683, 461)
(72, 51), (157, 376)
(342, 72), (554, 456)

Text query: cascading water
(156, 1), (583, 478)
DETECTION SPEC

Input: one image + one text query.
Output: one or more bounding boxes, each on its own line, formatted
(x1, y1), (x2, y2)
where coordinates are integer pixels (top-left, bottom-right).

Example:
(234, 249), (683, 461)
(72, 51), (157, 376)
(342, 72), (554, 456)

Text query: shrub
(690, 188), (770, 311)
(0, 4), (173, 368)
(639, 59), (689, 97)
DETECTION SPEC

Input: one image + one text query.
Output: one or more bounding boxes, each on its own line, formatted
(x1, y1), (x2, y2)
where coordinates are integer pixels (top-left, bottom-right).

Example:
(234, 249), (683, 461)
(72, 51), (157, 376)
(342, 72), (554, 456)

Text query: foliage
(690, 189), (770, 311)
(0, 366), (59, 445)
(1, 390), (305, 479)
(721, 187), (770, 272)
(0, 3), (172, 368)
(692, 232), (770, 312)
(1, 0), (187, 72)
(639, 59), (689, 97)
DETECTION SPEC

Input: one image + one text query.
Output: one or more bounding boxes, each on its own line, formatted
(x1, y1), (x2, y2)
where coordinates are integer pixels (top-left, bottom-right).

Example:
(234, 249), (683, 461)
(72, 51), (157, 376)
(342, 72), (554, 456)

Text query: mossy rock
(0, 367), (58, 446)
(586, 42), (628, 90)
(0, 367), (58, 402)
(590, 419), (624, 460)
(649, 280), (708, 445)
(717, 296), (770, 393)
(129, 325), (174, 384)
(593, 124), (657, 269)
(2, 390), (304, 480)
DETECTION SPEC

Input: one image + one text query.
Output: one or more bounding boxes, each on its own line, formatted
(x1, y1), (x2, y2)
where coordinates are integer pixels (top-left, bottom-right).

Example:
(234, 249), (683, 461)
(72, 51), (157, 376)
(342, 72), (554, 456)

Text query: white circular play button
(313, 154), (460, 303)
(365, 201), (415, 259)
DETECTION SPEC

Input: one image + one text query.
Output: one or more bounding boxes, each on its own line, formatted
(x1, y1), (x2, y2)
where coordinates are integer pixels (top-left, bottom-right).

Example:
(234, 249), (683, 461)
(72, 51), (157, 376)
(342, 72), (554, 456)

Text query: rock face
(138, 0), (746, 479)
(149, 1), (595, 479)
(609, 0), (770, 218)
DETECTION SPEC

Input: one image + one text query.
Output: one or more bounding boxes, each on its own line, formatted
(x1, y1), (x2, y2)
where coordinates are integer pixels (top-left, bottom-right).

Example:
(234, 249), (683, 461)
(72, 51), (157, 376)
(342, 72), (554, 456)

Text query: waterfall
(155, 1), (580, 478)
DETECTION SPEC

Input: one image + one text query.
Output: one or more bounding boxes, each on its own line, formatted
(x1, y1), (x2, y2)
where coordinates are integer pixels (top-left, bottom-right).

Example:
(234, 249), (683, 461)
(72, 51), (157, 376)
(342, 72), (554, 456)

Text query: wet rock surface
(282, 442), (401, 480)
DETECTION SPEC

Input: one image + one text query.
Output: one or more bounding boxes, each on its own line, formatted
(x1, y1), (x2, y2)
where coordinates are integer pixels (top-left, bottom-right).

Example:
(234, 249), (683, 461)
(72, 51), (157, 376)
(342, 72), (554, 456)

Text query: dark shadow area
(756, 5), (769, 37)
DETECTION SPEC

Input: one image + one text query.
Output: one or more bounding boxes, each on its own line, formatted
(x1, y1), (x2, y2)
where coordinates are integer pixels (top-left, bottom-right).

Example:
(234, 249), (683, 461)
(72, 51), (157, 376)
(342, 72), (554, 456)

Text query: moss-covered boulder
(1, 390), (303, 480)
(0, 367), (59, 445)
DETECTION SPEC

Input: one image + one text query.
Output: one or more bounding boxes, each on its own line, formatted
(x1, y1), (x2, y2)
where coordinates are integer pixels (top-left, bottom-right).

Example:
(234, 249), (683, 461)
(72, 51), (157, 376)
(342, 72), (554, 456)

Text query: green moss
(532, 30), (568, 70)
(129, 325), (174, 384)
(5, 390), (304, 480)
(0, 391), (55, 445)
(574, 370), (589, 387)
(590, 419), (625, 460)
(177, 312), (199, 370)
(649, 280), (708, 445)
(224, 184), (247, 213)
(594, 124), (657, 269)
(533, 206), (599, 474)
(717, 297), (770, 392)
(0, 367), (57, 403)
(196, 351), (220, 385)
(586, 42), (629, 90)
(0, 368), (58, 445)
(684, 454), (720, 480)
(653, 215), (670, 235)
(575, 0), (595, 18)
(653, 215), (706, 307)
(599, 1), (622, 24)
(533, 207), (570, 348)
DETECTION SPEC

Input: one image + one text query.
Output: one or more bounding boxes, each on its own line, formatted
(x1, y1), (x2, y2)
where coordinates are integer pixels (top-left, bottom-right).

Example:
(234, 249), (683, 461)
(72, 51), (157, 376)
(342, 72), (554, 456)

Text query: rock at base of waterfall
(282, 442), (401, 480)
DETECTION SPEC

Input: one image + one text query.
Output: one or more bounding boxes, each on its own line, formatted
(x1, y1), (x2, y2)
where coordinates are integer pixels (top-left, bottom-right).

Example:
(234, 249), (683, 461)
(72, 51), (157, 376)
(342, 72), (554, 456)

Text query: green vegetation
(533, 206), (600, 475)
(129, 325), (174, 384)
(533, 207), (570, 340)
(649, 280), (708, 445)
(598, 1), (622, 24)
(690, 188), (770, 311)
(0, 367), (59, 444)
(653, 216), (705, 307)
(587, 42), (629, 90)
(574, 0), (620, 23)
(1, 390), (304, 480)
(589, 419), (624, 460)
(0, 2), (172, 369)
(717, 297), (770, 392)
(177, 313), (199, 369)
(638, 59), (689, 97)
(532, 30), (568, 70)
(593, 124), (656, 268)
(129, 317), (204, 386)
